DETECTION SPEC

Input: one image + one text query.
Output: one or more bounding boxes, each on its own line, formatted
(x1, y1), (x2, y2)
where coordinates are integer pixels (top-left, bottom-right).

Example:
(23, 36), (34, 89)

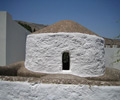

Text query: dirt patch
(0, 61), (120, 86)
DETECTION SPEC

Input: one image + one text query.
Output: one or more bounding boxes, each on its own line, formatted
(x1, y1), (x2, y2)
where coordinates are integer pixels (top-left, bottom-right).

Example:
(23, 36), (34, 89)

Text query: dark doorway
(62, 52), (70, 70)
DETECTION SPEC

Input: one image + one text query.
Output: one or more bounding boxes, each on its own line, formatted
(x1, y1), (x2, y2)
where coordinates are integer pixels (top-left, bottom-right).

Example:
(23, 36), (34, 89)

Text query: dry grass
(0, 61), (120, 86)
(33, 20), (98, 36)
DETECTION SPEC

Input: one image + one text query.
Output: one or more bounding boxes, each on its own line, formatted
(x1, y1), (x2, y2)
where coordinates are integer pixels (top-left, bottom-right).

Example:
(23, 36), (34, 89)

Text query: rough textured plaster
(25, 32), (105, 77)
(0, 81), (120, 100)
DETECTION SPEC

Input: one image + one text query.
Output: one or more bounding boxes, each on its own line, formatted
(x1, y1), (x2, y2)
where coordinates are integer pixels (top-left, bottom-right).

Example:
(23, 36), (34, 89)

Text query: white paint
(0, 81), (120, 100)
(0, 11), (30, 66)
(25, 32), (105, 77)
(0, 12), (7, 65)
(105, 48), (120, 70)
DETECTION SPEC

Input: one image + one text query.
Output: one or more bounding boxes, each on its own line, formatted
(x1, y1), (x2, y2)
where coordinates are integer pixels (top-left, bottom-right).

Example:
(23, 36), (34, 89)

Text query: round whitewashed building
(25, 20), (105, 77)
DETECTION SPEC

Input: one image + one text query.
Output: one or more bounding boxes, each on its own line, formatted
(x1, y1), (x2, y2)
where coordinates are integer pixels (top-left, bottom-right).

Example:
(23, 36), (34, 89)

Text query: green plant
(114, 20), (120, 63)
(116, 35), (120, 38)
(113, 50), (120, 63)
(18, 22), (32, 32)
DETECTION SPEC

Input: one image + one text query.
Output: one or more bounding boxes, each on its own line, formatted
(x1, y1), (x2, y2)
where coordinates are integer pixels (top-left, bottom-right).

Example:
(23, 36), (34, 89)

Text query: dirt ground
(0, 61), (120, 86)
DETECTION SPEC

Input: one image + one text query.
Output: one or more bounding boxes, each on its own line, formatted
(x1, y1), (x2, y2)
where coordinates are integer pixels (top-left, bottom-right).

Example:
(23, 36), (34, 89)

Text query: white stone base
(25, 32), (105, 77)
(0, 81), (120, 100)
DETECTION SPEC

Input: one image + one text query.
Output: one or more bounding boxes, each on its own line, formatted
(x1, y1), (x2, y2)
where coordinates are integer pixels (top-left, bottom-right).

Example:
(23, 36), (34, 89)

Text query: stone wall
(0, 81), (120, 100)
(25, 32), (105, 77)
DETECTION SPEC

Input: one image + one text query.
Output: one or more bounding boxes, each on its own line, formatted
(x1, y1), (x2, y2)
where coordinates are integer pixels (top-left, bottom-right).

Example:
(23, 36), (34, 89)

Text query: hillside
(15, 20), (48, 32)
(16, 20), (120, 47)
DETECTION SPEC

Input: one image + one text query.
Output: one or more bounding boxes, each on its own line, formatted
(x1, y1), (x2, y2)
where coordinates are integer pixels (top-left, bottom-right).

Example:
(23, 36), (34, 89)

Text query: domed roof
(33, 20), (98, 36)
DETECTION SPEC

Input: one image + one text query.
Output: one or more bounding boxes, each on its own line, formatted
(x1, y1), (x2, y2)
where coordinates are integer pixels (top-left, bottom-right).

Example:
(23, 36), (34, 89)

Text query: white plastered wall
(105, 48), (120, 70)
(6, 12), (30, 65)
(0, 12), (7, 65)
(0, 11), (30, 66)
(0, 81), (120, 100)
(25, 33), (105, 77)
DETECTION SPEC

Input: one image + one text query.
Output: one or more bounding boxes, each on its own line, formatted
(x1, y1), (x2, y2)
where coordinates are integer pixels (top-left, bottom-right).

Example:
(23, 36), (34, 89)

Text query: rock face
(25, 32), (105, 77)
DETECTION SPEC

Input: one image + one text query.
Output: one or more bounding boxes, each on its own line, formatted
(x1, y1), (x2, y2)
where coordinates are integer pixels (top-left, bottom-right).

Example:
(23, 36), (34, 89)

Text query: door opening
(62, 52), (70, 70)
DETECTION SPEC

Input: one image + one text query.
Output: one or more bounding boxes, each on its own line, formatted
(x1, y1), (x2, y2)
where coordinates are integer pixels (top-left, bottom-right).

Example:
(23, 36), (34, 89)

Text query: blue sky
(0, 0), (120, 39)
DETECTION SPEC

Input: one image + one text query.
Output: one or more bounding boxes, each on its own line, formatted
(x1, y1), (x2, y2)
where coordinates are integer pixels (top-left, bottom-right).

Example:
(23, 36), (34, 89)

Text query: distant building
(104, 38), (120, 48)
(0, 11), (30, 66)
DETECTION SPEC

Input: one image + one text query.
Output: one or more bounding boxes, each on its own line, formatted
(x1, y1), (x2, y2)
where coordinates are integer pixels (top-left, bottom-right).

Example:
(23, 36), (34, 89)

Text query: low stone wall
(105, 48), (120, 70)
(0, 81), (120, 100)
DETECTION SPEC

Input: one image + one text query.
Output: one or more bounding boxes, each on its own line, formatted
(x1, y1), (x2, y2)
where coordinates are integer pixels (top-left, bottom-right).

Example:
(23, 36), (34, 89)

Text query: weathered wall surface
(105, 48), (120, 70)
(0, 81), (120, 100)
(25, 33), (105, 77)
